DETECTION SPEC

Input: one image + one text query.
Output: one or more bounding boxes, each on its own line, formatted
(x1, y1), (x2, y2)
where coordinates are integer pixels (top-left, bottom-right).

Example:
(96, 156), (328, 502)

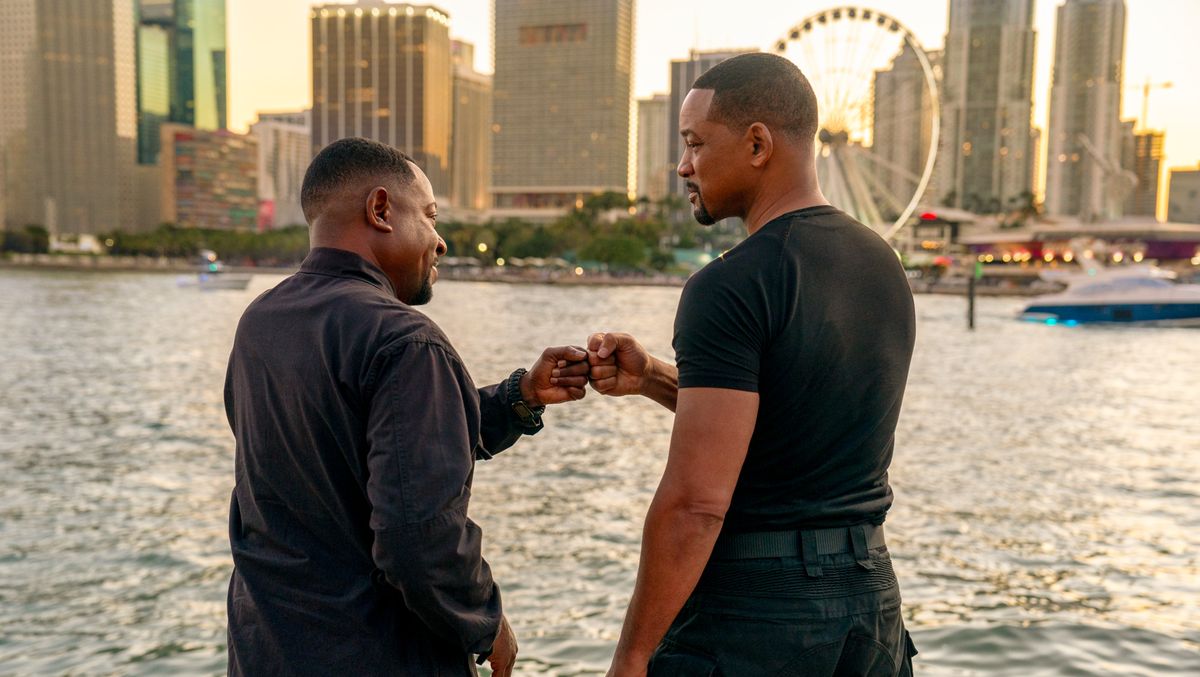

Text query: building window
(519, 23), (587, 45)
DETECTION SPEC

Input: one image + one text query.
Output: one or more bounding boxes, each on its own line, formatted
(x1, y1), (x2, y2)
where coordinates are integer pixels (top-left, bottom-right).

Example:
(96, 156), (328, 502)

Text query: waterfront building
(1168, 165), (1200, 225)
(938, 0), (1037, 212)
(959, 218), (1200, 263)
(0, 0), (138, 235)
(450, 40), (491, 214)
(1045, 0), (1127, 221)
(250, 111), (312, 229)
(136, 0), (228, 165)
(636, 94), (670, 203)
(667, 49), (755, 199)
(311, 1), (452, 201)
(491, 0), (633, 219)
(160, 123), (258, 230)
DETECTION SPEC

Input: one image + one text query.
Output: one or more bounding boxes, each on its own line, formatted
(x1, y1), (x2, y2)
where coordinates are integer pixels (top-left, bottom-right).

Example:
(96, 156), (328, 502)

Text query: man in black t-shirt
(587, 54), (918, 676)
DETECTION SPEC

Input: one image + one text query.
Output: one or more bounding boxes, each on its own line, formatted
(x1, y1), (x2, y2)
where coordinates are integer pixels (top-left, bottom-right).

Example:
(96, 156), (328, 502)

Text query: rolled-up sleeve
(365, 339), (501, 655)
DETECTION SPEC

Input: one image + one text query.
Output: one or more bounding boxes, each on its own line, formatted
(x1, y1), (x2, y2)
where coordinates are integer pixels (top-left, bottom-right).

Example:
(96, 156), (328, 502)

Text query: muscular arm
(609, 387), (759, 675)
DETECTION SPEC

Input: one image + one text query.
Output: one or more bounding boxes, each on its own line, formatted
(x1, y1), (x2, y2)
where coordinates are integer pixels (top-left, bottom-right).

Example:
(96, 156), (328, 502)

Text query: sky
(228, 0), (1200, 180)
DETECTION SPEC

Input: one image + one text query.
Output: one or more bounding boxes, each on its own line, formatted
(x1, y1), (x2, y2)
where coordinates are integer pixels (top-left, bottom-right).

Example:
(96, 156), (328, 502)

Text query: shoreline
(0, 253), (1046, 296)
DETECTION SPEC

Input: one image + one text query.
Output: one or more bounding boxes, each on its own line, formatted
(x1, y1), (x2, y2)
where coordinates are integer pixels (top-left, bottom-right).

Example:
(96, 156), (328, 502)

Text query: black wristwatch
(505, 368), (544, 434)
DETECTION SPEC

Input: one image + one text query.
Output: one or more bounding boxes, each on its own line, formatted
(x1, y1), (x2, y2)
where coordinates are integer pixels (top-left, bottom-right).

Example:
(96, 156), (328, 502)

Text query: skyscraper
(636, 94), (669, 203)
(311, 1), (453, 198)
(1045, 0), (1126, 221)
(938, 0), (1037, 212)
(491, 0), (634, 217)
(667, 49), (755, 200)
(1120, 123), (1163, 219)
(872, 47), (941, 215)
(136, 0), (228, 165)
(1, 0), (138, 235)
(450, 40), (491, 213)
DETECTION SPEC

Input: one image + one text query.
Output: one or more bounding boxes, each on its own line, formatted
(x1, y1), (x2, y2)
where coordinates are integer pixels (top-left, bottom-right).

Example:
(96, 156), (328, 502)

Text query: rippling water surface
(1, 268), (1198, 675)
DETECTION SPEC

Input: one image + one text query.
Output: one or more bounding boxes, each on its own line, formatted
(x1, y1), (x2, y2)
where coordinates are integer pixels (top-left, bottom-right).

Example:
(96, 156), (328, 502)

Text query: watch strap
(505, 368), (544, 433)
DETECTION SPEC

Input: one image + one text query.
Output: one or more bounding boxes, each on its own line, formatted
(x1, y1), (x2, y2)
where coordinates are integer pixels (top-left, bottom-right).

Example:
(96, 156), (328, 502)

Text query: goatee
(410, 270), (434, 305)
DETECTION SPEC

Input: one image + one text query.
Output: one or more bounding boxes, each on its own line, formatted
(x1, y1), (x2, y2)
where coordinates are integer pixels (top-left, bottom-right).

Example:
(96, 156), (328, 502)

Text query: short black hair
(692, 53), (819, 142)
(300, 137), (416, 222)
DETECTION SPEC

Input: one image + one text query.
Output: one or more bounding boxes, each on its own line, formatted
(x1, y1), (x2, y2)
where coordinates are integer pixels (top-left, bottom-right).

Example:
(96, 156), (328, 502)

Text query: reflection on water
(1, 269), (1198, 675)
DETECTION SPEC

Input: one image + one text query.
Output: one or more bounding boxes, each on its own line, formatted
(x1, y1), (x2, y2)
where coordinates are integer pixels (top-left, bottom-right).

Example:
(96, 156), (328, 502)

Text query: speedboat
(1019, 264), (1200, 326)
(177, 250), (253, 291)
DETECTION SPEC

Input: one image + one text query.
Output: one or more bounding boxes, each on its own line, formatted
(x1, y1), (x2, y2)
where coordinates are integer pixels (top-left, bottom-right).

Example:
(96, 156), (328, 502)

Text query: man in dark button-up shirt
(224, 138), (590, 676)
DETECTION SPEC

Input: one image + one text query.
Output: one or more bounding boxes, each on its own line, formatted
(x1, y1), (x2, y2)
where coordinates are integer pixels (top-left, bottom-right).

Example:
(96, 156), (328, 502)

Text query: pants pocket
(647, 640), (721, 677)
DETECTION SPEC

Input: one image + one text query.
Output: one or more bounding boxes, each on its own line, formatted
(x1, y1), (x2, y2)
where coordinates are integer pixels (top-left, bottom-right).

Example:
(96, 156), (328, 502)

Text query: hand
(587, 332), (652, 397)
(486, 614), (518, 677)
(521, 346), (589, 407)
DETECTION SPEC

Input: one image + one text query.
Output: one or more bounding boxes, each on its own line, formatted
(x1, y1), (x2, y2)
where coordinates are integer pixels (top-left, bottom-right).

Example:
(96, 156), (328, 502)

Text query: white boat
(1019, 263), (1200, 326)
(177, 250), (253, 290)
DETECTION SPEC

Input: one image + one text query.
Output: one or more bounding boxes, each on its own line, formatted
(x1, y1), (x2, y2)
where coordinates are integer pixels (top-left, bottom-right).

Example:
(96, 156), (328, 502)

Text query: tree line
(2, 193), (744, 272)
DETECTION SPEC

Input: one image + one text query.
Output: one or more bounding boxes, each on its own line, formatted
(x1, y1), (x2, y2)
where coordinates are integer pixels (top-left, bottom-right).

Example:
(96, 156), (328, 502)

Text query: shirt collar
(300, 247), (396, 297)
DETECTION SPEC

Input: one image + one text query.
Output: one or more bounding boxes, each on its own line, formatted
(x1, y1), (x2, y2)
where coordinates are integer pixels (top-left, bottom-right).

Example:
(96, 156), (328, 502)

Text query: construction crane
(1131, 78), (1172, 131)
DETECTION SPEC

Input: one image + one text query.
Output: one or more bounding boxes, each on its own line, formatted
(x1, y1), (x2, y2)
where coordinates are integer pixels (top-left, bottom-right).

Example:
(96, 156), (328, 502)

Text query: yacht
(1019, 263), (1200, 326)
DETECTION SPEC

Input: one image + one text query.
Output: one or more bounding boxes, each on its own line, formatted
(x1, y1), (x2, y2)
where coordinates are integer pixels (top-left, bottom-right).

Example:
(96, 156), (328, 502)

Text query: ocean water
(1, 268), (1197, 675)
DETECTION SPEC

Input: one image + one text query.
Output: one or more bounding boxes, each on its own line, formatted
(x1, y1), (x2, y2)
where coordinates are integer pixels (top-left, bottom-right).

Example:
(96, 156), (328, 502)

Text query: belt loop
(800, 530), (823, 578)
(851, 524), (875, 570)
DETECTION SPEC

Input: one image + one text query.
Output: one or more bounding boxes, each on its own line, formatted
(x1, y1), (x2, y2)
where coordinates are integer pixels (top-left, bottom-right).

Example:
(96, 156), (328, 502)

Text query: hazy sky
(229, 0), (1200, 177)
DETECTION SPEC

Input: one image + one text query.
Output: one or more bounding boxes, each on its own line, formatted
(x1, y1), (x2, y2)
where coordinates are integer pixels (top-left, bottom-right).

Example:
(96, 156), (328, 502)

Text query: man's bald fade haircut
(300, 137), (417, 223)
(692, 52), (819, 143)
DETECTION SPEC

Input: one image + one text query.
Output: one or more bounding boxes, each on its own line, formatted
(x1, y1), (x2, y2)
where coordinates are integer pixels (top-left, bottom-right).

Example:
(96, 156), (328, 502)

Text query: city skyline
(228, 0), (1200, 197)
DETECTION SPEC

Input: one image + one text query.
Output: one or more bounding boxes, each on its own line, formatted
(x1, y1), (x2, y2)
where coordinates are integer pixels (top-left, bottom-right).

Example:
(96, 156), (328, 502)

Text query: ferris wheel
(772, 7), (939, 241)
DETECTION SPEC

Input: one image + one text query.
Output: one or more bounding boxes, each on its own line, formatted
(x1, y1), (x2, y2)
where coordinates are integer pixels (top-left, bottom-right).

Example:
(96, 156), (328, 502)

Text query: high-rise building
(491, 0), (634, 217)
(311, 2), (453, 199)
(1119, 122), (1163, 219)
(1045, 0), (1126, 221)
(251, 110), (312, 229)
(450, 40), (491, 213)
(872, 47), (941, 214)
(136, 0), (228, 165)
(0, 0), (138, 235)
(667, 49), (756, 199)
(1167, 165), (1200, 225)
(636, 94), (669, 203)
(160, 123), (258, 230)
(938, 0), (1037, 212)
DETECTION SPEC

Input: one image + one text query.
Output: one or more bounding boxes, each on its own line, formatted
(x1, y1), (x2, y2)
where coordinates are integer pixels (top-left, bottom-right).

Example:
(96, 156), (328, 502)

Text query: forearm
(611, 495), (724, 670)
(642, 357), (679, 412)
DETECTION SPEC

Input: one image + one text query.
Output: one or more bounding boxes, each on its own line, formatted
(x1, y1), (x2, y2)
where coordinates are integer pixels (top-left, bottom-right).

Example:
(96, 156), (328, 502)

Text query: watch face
(512, 402), (533, 419)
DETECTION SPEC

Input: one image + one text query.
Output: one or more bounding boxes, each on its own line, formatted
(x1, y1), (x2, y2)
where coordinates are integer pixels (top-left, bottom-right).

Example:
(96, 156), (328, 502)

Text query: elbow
(652, 492), (729, 532)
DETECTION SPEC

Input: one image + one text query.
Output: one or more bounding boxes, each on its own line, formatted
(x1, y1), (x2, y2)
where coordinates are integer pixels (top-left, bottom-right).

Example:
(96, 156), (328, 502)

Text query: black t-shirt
(673, 206), (916, 532)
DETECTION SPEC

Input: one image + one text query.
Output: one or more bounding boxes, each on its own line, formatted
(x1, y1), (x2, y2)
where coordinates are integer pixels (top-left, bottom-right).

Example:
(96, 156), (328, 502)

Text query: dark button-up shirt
(224, 247), (525, 675)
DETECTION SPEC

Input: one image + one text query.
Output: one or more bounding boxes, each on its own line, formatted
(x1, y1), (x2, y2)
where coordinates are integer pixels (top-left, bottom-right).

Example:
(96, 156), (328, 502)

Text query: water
(1, 268), (1198, 676)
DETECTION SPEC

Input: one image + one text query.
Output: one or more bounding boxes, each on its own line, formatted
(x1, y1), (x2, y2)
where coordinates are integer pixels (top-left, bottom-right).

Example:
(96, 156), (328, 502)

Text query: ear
(747, 123), (773, 168)
(366, 186), (393, 233)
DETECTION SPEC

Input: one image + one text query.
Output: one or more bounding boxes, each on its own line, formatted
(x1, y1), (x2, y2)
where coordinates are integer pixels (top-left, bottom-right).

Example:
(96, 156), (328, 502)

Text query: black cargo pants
(648, 525), (918, 676)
